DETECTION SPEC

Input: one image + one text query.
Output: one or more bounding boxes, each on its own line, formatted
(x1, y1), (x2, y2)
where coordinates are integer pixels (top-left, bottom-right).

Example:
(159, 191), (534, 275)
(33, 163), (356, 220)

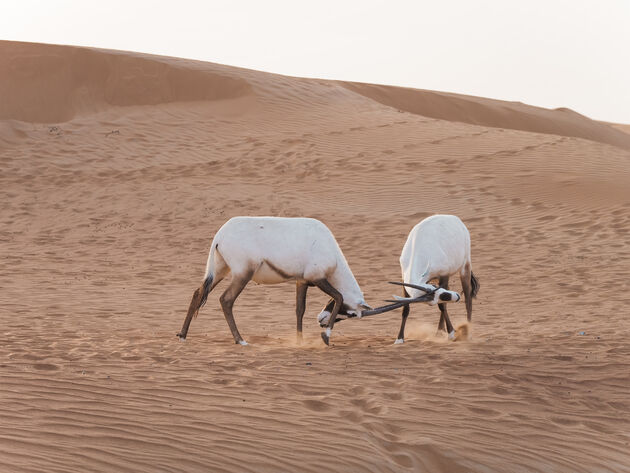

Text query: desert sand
(1, 41), (629, 472)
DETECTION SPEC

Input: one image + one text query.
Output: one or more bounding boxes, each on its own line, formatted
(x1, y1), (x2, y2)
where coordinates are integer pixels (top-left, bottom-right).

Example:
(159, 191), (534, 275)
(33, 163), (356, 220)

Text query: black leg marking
(437, 276), (455, 334)
(439, 303), (455, 335)
(313, 279), (343, 346)
(396, 287), (410, 343)
(219, 270), (253, 344)
(460, 265), (475, 322)
(296, 281), (308, 342)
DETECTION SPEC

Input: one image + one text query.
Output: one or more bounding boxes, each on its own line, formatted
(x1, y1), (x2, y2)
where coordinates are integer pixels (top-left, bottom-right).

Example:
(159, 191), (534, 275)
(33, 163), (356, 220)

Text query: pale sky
(4, 0), (630, 123)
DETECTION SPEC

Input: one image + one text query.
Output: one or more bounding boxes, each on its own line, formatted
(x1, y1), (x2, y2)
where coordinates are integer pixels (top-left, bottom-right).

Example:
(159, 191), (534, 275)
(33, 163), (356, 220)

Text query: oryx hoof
(236, 340), (249, 346)
(320, 332), (330, 346)
(177, 333), (186, 341)
(394, 338), (404, 345)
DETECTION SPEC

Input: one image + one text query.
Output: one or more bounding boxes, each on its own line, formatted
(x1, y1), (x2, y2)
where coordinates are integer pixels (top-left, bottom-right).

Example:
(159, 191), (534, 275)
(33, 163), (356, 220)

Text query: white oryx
(178, 216), (378, 346)
(393, 214), (479, 344)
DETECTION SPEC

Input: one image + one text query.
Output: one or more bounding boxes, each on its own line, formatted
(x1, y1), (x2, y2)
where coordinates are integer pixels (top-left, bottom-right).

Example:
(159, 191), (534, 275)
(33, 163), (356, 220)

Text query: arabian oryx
(393, 214), (479, 344)
(177, 216), (380, 346)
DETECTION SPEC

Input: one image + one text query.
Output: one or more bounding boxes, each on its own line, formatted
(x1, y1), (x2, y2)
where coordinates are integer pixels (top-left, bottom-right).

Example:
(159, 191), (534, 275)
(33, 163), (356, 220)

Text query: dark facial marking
(439, 292), (452, 302)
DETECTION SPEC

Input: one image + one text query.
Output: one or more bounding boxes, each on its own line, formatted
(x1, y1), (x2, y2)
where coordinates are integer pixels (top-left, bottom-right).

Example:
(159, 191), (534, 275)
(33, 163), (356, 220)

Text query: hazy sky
(4, 0), (630, 123)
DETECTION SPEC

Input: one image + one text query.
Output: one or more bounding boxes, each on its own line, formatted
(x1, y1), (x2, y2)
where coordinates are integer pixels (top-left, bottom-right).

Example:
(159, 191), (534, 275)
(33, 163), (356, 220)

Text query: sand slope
(340, 82), (630, 151)
(0, 42), (253, 123)
(1, 41), (630, 473)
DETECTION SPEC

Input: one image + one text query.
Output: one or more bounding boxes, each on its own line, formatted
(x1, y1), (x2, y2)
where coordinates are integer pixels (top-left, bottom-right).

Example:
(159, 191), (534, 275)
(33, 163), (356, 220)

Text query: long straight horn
(359, 292), (435, 318)
(332, 301), (410, 322)
(332, 284), (437, 323)
(388, 281), (436, 293)
(359, 301), (412, 317)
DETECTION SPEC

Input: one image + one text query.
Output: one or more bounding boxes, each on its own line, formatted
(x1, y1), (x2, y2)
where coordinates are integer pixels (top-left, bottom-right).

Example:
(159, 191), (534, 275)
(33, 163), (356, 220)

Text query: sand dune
(0, 41), (253, 123)
(1, 41), (630, 472)
(340, 82), (630, 151)
(608, 122), (630, 135)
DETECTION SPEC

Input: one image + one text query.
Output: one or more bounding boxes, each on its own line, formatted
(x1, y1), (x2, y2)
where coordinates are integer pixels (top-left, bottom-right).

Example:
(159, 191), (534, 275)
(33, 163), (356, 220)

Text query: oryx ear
(359, 303), (373, 311)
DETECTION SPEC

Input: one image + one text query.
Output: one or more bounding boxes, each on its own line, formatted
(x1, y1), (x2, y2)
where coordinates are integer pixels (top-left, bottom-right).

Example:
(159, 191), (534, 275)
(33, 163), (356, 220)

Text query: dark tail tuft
(197, 276), (213, 310)
(470, 272), (479, 298)
(179, 276), (214, 339)
(189, 276), (213, 320)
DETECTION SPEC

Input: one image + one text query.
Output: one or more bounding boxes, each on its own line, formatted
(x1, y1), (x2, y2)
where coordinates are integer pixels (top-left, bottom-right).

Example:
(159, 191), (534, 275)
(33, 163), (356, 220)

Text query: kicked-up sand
(1, 41), (630, 472)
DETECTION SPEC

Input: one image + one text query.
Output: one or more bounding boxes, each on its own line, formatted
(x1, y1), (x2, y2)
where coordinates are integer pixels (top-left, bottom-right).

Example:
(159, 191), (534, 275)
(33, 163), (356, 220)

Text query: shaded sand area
(1, 41), (630, 472)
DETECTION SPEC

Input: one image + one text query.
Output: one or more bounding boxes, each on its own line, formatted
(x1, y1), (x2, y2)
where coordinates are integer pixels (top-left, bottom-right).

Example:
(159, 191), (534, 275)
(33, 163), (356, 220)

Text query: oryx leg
(178, 257), (228, 340)
(460, 264), (473, 322)
(395, 288), (410, 344)
(296, 281), (308, 342)
(437, 276), (455, 338)
(314, 279), (343, 346)
(179, 283), (207, 340)
(219, 270), (253, 345)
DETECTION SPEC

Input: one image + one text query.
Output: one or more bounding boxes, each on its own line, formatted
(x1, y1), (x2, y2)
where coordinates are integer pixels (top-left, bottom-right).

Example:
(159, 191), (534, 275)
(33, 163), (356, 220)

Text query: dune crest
(0, 41), (253, 122)
(340, 81), (630, 150)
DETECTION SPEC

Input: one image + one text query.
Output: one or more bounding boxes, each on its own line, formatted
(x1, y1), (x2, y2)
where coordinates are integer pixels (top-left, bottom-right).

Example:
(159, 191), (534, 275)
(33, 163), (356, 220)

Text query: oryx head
(317, 282), (461, 326)
(390, 281), (461, 306)
(318, 282), (461, 326)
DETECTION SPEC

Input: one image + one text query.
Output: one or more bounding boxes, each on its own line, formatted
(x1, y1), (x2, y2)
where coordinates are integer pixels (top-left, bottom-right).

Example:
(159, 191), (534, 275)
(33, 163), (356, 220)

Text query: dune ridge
(2, 40), (629, 152)
(1, 41), (629, 473)
(0, 41), (253, 123)
(340, 81), (630, 151)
